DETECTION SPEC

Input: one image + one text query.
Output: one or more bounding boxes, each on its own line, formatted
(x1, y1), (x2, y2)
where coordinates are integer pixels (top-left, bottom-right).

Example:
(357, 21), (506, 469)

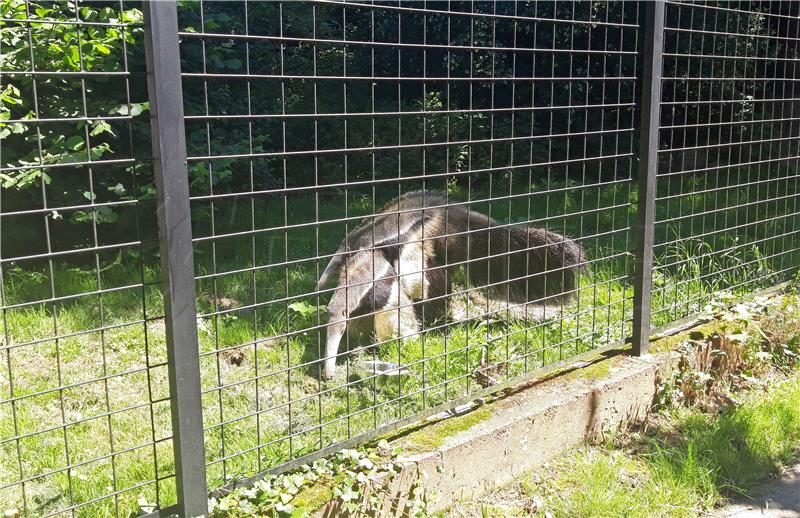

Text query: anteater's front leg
(373, 280), (420, 343)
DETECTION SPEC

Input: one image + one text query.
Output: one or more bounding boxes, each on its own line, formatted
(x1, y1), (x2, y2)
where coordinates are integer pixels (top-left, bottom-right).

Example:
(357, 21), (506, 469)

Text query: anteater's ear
(316, 253), (344, 291)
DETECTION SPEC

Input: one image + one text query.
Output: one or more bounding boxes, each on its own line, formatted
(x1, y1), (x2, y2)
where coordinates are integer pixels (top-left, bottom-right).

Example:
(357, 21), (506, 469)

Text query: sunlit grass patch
(0, 257), (787, 516)
(2, 176), (799, 516)
(513, 373), (800, 518)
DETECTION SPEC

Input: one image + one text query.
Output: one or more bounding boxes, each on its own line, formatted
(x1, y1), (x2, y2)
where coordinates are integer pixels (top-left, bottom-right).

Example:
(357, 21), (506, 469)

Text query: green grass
(524, 449), (703, 517)
(1, 170), (799, 516)
(513, 373), (800, 518)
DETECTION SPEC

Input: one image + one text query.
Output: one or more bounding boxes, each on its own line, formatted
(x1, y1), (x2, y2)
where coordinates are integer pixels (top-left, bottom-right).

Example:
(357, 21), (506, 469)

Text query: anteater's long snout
(323, 319), (346, 380)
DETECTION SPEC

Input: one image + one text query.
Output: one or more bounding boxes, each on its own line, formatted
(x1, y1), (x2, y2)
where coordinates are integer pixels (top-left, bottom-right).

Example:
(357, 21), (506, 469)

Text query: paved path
(714, 464), (800, 517)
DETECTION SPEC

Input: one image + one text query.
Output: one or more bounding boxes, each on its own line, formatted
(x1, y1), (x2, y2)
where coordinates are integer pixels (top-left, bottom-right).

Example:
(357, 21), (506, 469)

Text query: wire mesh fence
(0, 1), (798, 517)
(176, 0), (638, 498)
(652, 0), (800, 326)
(0, 1), (175, 516)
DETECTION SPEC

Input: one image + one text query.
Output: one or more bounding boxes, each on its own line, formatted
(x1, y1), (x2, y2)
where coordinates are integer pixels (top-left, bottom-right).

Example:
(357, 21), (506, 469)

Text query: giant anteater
(317, 190), (586, 379)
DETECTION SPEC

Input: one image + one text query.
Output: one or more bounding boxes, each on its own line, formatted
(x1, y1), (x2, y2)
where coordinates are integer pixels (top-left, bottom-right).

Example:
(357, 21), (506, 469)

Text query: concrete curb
(315, 351), (674, 516)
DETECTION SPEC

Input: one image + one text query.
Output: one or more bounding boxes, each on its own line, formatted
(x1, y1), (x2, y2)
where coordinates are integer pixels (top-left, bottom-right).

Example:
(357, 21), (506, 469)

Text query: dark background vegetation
(2, 0), (797, 264)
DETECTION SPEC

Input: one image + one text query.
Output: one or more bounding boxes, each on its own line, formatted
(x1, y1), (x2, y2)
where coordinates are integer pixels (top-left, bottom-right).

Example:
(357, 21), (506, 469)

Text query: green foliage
(2, 2), (800, 516)
(172, 0), (642, 198)
(659, 377), (800, 491)
(541, 449), (703, 517)
(655, 292), (800, 410)
(661, 4), (783, 142)
(0, 0), (148, 230)
(208, 441), (427, 518)
(1, 171), (796, 517)
(5, 0), (798, 256)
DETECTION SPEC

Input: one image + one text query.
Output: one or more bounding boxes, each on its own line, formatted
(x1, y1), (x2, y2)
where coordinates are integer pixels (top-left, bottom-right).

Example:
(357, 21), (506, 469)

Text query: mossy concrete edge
(309, 296), (788, 516)
(311, 351), (673, 516)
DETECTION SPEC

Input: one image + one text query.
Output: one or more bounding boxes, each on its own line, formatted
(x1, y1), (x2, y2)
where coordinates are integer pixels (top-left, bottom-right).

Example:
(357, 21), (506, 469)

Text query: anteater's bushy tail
(440, 213), (586, 305)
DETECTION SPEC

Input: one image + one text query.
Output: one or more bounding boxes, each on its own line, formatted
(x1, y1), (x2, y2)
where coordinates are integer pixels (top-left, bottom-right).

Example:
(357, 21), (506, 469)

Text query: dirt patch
(221, 347), (247, 366)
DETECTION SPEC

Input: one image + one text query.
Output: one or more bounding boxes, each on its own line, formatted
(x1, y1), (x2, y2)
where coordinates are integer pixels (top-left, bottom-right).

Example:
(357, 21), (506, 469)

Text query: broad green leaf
(0, 84), (22, 104)
(67, 45), (80, 67)
(0, 172), (16, 187)
(66, 135), (84, 150)
(56, 142), (112, 165)
(288, 301), (324, 318)
(122, 9), (143, 24)
(90, 119), (115, 137)
(108, 102), (149, 116)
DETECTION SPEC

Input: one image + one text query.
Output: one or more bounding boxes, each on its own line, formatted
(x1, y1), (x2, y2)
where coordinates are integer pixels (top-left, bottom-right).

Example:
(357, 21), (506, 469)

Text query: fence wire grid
(178, 0), (637, 499)
(0, 1), (798, 517)
(0, 1), (173, 517)
(652, 0), (800, 325)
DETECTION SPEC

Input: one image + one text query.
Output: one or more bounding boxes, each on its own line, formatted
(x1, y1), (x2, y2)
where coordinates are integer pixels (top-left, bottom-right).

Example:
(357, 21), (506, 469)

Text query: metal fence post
(632, 0), (665, 356)
(142, 2), (209, 515)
